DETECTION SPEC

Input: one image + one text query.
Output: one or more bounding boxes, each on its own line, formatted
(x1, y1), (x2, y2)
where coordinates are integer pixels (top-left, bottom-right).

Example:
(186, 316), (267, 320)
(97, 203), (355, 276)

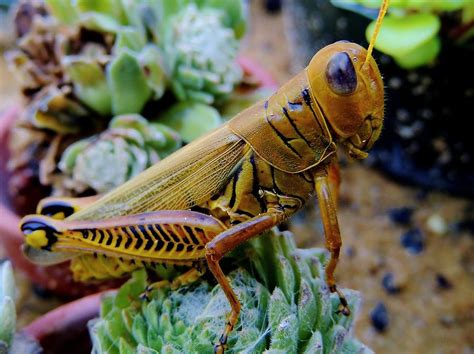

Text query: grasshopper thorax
(306, 41), (384, 159)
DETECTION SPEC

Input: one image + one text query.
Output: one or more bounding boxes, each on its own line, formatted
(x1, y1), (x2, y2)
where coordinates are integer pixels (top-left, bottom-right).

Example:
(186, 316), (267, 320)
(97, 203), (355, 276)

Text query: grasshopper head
(306, 41), (384, 159)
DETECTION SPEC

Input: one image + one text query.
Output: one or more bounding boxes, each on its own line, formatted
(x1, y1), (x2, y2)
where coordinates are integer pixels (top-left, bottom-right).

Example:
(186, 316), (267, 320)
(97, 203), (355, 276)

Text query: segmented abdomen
(70, 253), (191, 282)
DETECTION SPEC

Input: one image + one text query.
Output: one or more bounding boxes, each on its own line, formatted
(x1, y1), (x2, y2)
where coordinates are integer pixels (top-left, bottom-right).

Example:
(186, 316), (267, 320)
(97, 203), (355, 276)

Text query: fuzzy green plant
(164, 3), (243, 104)
(89, 230), (372, 354)
(0, 261), (42, 354)
(57, 114), (181, 194)
(331, 0), (474, 69)
(0, 261), (16, 352)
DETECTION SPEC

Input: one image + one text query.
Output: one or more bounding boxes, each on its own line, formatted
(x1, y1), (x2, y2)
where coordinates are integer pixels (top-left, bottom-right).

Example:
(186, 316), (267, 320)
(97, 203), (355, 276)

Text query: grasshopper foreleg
(315, 172), (351, 316)
(205, 211), (286, 354)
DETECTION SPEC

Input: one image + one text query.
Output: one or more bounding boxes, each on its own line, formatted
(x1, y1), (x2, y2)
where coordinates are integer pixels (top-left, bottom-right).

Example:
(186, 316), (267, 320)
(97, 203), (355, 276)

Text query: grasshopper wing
(68, 125), (247, 221)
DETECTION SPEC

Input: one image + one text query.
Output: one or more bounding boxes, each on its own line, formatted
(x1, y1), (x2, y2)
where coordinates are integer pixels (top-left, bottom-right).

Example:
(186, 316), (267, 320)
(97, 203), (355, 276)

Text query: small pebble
(426, 214), (447, 235)
(264, 0), (281, 13)
(32, 284), (54, 299)
(452, 218), (474, 235)
(436, 273), (453, 290)
(381, 272), (401, 294)
(388, 207), (414, 225)
(401, 228), (425, 254)
(345, 246), (356, 257)
(370, 302), (389, 332)
(416, 189), (429, 201)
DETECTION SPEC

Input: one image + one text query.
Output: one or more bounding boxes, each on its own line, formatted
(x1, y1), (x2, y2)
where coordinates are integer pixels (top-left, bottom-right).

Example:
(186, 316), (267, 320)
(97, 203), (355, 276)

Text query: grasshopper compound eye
(325, 52), (357, 96)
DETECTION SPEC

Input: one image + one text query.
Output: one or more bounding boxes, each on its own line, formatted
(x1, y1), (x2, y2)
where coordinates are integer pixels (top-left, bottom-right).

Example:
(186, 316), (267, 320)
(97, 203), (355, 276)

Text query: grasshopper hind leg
(37, 195), (100, 219)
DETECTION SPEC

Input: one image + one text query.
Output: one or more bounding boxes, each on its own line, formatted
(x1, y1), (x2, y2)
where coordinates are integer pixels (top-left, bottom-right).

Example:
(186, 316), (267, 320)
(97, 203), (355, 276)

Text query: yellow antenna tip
(364, 0), (390, 66)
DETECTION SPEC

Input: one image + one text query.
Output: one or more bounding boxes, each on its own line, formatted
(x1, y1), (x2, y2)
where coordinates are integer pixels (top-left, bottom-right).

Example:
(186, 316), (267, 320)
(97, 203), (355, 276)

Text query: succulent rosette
(56, 114), (181, 195)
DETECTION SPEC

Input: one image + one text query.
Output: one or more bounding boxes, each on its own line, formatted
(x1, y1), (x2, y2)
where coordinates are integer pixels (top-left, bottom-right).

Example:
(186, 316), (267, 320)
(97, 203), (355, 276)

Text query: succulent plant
(0, 261), (43, 354)
(5, 0), (250, 210)
(157, 102), (222, 143)
(0, 261), (16, 352)
(56, 114), (181, 195)
(89, 229), (372, 353)
(164, 3), (243, 104)
(331, 0), (474, 69)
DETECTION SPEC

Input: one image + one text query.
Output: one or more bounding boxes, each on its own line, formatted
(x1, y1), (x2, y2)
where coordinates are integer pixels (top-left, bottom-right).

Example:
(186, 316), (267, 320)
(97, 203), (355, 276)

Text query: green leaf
(107, 51), (152, 115)
(44, 0), (79, 24)
(325, 325), (348, 353)
(0, 261), (16, 350)
(148, 123), (182, 157)
(202, 0), (247, 38)
(268, 314), (298, 352)
(109, 114), (150, 134)
(78, 12), (123, 33)
(268, 287), (292, 335)
(405, 0), (467, 11)
(64, 57), (112, 115)
(366, 13), (440, 57)
(393, 36), (441, 69)
(219, 87), (273, 120)
(132, 315), (148, 344)
(118, 337), (136, 354)
(301, 330), (323, 354)
(157, 102), (222, 143)
(137, 344), (159, 354)
(0, 261), (15, 301)
(275, 255), (295, 303)
(297, 280), (317, 342)
(159, 0), (191, 26)
(100, 293), (115, 317)
(138, 45), (167, 100)
(114, 28), (146, 52)
(76, 0), (127, 24)
(114, 269), (148, 308)
(341, 339), (374, 354)
(106, 309), (134, 343)
(59, 139), (92, 173)
(0, 298), (15, 347)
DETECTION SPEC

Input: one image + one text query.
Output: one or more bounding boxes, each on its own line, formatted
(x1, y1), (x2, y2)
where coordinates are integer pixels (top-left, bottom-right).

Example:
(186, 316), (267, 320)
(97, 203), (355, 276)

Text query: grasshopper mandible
(20, 0), (389, 351)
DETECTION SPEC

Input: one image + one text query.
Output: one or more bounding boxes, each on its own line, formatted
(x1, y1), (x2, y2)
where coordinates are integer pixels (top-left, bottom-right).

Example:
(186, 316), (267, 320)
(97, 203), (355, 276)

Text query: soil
(1, 2), (472, 353)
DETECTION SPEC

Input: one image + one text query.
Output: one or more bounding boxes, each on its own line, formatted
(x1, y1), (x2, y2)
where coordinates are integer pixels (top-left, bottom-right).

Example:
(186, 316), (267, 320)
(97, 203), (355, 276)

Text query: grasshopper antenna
(364, 0), (390, 67)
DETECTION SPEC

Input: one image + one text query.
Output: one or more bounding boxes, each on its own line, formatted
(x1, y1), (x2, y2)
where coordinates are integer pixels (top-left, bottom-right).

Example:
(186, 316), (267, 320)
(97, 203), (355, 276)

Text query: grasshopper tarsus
(214, 344), (226, 354)
(331, 284), (351, 317)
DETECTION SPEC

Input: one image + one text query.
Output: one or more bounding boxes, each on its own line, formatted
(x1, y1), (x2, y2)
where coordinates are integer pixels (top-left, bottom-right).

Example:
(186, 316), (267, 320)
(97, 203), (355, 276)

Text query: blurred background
(1, 0), (473, 353)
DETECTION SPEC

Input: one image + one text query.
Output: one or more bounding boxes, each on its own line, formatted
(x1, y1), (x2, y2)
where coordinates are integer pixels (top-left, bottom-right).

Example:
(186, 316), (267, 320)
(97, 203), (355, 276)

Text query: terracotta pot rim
(22, 290), (114, 342)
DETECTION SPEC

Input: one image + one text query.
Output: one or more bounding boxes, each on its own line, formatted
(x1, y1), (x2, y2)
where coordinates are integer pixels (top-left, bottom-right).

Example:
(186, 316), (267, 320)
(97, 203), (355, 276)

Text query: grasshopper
(20, 0), (389, 351)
